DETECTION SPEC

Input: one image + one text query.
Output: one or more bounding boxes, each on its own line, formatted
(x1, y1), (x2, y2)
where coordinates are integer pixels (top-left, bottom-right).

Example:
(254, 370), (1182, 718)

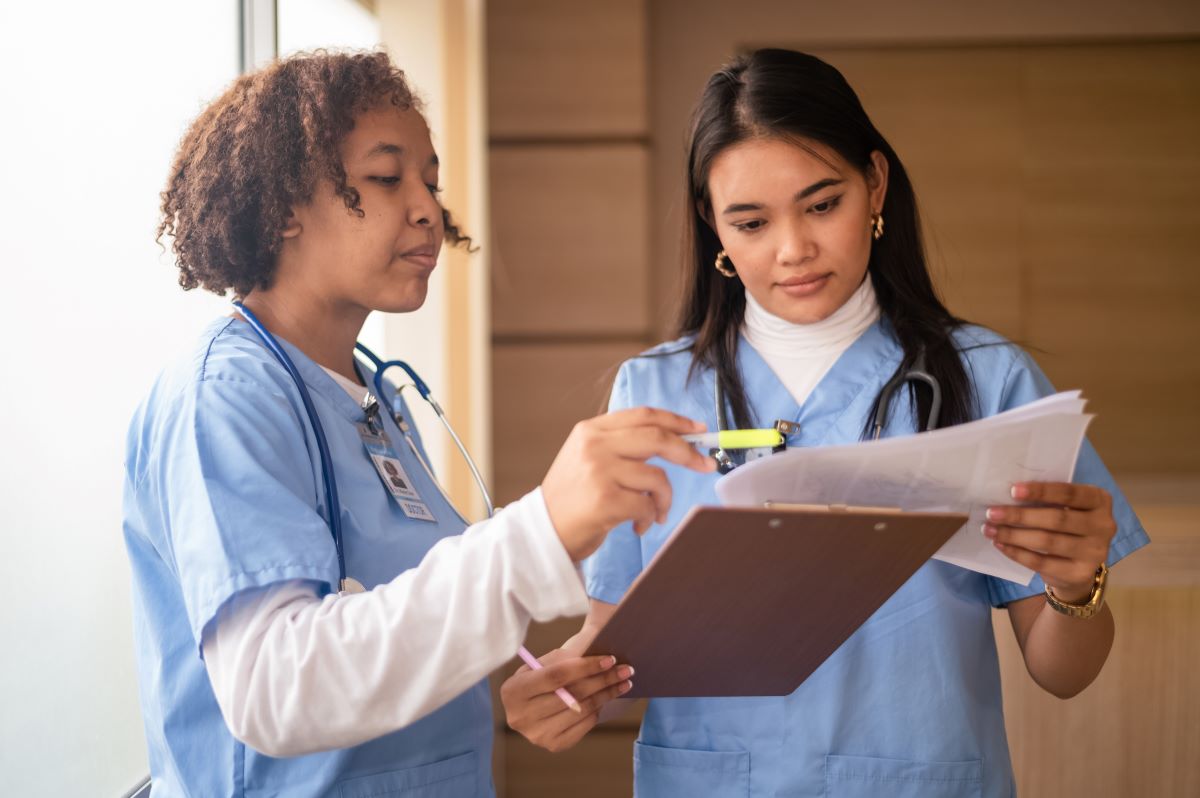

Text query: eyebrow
(364, 142), (439, 167)
(721, 178), (844, 215)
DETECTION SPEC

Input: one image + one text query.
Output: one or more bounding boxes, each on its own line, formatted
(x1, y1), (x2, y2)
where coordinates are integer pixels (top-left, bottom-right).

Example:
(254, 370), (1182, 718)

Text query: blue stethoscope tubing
(231, 301), (492, 592)
(351, 343), (494, 522)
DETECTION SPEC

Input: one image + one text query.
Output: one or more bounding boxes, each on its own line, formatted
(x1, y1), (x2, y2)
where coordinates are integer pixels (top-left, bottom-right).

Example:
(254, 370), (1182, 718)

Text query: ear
(696, 199), (716, 232)
(866, 150), (889, 214)
(280, 211), (302, 240)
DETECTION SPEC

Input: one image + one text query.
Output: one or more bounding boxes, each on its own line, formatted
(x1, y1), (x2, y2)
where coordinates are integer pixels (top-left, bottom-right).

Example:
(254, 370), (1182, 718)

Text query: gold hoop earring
(714, 249), (737, 278)
(871, 213), (885, 241)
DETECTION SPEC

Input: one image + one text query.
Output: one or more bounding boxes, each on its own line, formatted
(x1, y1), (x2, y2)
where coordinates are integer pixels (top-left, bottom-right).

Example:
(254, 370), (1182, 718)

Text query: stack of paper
(714, 391), (1092, 584)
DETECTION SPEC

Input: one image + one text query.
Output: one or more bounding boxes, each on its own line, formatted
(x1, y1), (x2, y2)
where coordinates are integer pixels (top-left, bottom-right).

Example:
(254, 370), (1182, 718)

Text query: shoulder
(614, 335), (697, 389)
(152, 317), (296, 400)
(949, 324), (1053, 416)
(125, 318), (300, 476)
(609, 334), (705, 413)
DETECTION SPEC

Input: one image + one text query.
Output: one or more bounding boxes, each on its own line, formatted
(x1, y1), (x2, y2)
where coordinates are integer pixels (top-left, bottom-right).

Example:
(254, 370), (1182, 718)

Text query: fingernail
(986, 507), (1004, 522)
(618, 665), (633, 679)
(1011, 484), (1028, 500)
(602, 656), (616, 669)
(620, 680), (633, 694)
(982, 524), (997, 538)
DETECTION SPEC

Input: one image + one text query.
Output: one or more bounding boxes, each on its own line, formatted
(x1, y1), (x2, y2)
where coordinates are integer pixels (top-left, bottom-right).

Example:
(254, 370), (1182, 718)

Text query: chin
(375, 281), (430, 314)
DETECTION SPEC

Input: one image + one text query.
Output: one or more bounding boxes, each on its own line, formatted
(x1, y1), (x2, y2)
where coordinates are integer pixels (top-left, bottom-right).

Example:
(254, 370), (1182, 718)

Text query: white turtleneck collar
(742, 276), (881, 406)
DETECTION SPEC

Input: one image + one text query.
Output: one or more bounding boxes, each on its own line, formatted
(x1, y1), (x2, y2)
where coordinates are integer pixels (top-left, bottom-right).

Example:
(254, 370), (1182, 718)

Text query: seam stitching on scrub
(200, 317), (237, 382)
(993, 343), (1027, 415)
(197, 563), (336, 636)
(815, 326), (903, 437)
(128, 377), (306, 497)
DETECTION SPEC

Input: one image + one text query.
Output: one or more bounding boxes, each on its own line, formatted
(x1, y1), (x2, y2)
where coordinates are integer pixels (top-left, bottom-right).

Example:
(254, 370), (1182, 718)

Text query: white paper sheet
(714, 391), (1093, 584)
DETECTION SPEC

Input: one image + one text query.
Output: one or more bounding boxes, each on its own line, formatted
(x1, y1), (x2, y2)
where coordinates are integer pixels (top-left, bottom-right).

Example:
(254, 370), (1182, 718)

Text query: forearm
(1013, 596), (1115, 699)
(205, 488), (588, 757)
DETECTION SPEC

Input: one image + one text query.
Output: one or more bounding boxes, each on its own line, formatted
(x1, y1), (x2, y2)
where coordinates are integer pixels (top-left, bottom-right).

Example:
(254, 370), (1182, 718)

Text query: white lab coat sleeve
(202, 486), (588, 757)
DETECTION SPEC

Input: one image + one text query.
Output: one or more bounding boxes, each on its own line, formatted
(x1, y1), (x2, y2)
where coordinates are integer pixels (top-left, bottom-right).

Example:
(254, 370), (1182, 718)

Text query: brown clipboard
(583, 504), (968, 697)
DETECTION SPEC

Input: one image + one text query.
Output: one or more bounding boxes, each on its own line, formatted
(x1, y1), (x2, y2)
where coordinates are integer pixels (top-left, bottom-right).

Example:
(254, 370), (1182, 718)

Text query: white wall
(0, 2), (235, 794)
(0, 1), (431, 794)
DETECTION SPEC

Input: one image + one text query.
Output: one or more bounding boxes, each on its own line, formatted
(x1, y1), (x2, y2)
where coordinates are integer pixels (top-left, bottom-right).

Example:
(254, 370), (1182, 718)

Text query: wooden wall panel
(817, 49), (1026, 339)
(491, 342), (646, 505)
(490, 146), (650, 336)
(1021, 43), (1200, 473)
(488, 2), (651, 791)
(994, 586), (1200, 798)
(808, 43), (1200, 473)
(993, 479), (1200, 798)
(487, 0), (647, 138)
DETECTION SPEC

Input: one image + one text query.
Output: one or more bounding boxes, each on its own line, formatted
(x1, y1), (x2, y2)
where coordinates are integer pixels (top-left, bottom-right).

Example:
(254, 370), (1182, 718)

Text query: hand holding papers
(715, 391), (1093, 584)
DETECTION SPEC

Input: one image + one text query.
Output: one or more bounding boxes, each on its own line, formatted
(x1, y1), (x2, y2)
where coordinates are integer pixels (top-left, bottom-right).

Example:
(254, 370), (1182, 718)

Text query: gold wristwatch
(1044, 564), (1108, 619)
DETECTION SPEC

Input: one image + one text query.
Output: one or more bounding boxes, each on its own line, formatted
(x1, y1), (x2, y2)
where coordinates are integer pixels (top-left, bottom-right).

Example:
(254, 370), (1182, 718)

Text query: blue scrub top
(123, 318), (494, 797)
(584, 321), (1148, 798)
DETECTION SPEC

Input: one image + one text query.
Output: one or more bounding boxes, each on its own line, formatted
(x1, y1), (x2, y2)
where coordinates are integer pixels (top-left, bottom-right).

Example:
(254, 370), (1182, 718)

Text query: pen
(517, 645), (582, 713)
(683, 429), (784, 450)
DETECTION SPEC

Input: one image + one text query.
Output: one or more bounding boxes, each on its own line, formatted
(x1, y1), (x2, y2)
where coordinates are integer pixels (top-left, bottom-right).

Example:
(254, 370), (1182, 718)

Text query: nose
(406, 181), (442, 230)
(777, 217), (816, 266)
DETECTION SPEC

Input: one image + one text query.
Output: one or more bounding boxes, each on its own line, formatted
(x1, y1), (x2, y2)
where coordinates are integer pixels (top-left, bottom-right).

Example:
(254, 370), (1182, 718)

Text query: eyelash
(810, 195), (842, 214)
(730, 195), (843, 232)
(369, 177), (442, 196)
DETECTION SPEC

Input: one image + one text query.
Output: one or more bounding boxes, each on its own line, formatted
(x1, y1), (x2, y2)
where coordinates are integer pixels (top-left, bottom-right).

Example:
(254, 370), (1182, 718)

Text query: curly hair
(157, 49), (471, 297)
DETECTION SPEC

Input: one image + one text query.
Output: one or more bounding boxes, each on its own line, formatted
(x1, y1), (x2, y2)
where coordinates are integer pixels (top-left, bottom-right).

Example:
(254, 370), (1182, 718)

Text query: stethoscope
(232, 302), (494, 594)
(711, 346), (942, 474)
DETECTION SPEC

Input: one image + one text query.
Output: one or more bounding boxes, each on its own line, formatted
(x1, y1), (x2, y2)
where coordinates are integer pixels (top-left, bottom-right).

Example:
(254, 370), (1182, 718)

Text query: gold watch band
(1044, 564), (1108, 619)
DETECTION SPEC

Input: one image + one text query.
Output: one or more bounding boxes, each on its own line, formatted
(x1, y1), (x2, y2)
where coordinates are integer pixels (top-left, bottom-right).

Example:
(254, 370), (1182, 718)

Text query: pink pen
(517, 645), (582, 713)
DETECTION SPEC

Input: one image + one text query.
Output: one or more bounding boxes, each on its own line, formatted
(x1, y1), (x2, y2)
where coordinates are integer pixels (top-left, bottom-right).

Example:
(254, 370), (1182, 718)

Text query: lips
(775, 272), (832, 297)
(399, 244), (438, 270)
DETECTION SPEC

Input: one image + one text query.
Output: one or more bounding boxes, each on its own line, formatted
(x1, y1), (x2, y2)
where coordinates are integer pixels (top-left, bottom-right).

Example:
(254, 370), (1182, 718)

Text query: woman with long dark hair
(501, 49), (1147, 796)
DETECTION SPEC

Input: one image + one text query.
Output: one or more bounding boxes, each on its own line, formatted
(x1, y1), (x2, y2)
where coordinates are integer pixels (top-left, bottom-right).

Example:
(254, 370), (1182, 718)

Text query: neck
(743, 277), (880, 357)
(239, 287), (368, 385)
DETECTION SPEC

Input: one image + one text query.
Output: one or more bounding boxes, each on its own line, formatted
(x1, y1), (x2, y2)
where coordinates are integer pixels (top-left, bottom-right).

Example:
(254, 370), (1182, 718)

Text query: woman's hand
(542, 407), (716, 561)
(500, 649), (634, 753)
(984, 481), (1116, 601)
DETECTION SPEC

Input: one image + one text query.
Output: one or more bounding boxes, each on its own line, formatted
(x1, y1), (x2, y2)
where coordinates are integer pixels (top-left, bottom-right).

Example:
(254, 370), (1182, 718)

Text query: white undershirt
(742, 277), (881, 406)
(201, 367), (588, 757)
(322, 366), (370, 404)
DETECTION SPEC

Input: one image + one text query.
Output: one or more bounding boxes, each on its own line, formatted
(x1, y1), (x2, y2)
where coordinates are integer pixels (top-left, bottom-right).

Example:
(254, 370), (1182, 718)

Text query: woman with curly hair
(124, 50), (710, 796)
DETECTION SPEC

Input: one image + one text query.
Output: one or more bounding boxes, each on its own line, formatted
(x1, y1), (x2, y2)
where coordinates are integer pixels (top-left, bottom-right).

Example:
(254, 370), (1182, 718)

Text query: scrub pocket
(337, 751), (478, 797)
(825, 753), (982, 798)
(634, 741), (749, 797)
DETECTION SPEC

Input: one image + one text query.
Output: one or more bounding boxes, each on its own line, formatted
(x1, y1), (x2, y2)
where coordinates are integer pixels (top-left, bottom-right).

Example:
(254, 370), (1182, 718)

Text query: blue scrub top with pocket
(123, 317), (494, 797)
(583, 321), (1149, 798)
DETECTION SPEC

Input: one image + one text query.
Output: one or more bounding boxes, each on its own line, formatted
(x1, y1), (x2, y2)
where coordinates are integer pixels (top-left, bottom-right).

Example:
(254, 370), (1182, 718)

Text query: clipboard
(583, 504), (968, 697)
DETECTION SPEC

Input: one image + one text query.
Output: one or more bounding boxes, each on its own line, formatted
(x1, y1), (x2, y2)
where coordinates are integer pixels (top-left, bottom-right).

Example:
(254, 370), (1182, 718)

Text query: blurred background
(0, 1), (1196, 795)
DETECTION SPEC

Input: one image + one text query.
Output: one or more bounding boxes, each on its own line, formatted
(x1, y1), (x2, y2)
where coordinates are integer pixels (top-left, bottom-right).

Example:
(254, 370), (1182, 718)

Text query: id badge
(357, 420), (437, 522)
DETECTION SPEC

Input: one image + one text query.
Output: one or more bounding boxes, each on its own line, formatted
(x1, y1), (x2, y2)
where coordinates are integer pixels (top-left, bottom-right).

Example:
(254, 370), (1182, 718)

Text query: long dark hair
(679, 48), (972, 434)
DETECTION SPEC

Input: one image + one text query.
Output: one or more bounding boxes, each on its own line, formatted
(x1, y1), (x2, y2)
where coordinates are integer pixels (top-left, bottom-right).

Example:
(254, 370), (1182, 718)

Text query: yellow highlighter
(682, 429), (784, 450)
